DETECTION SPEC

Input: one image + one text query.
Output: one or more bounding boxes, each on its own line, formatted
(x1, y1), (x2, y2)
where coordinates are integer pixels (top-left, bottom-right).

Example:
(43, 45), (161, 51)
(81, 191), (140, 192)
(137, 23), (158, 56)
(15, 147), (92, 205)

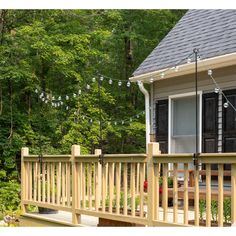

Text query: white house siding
(152, 65), (236, 151)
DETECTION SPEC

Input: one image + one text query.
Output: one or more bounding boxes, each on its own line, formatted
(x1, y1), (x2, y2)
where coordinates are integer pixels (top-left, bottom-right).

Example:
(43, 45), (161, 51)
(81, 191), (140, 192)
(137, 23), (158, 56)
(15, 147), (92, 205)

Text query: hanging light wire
(208, 71), (236, 112)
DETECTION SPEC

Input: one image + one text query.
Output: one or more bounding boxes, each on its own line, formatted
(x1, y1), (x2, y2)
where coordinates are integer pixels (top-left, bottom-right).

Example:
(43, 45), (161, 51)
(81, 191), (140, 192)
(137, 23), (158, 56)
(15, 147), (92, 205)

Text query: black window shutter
(155, 99), (168, 153)
(202, 92), (218, 153)
(222, 89), (236, 152)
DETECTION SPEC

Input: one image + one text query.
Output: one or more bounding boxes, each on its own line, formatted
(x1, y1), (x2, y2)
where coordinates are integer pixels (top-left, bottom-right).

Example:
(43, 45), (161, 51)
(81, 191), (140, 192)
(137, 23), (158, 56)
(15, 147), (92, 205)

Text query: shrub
(0, 181), (20, 214)
(199, 200), (206, 221)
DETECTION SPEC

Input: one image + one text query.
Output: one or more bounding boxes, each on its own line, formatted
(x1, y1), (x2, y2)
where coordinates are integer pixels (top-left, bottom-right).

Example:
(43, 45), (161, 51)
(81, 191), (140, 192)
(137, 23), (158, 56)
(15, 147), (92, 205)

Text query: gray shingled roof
(133, 9), (236, 76)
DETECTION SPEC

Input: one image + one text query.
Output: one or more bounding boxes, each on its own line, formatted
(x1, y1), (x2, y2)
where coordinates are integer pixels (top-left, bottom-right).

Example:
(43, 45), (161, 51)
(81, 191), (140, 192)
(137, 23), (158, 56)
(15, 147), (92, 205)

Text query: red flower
(143, 180), (162, 194)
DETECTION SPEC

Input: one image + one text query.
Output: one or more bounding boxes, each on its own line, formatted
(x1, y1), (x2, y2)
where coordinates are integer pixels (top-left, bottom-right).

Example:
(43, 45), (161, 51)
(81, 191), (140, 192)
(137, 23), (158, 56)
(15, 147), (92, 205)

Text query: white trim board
(168, 91), (202, 154)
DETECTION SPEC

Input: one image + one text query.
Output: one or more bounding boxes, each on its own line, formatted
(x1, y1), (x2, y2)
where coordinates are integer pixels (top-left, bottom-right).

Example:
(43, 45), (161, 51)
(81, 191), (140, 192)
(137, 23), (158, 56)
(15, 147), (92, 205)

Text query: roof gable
(133, 9), (236, 76)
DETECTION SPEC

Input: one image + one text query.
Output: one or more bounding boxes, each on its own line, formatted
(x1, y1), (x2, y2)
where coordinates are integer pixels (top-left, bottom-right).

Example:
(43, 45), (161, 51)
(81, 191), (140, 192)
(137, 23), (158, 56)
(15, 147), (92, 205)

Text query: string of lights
(73, 110), (145, 126)
(149, 51), (197, 83)
(208, 69), (236, 112)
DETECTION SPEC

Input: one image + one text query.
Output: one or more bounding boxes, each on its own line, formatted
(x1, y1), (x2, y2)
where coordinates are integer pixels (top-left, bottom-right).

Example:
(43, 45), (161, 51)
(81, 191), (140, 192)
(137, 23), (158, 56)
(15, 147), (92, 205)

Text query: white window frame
(168, 91), (203, 154)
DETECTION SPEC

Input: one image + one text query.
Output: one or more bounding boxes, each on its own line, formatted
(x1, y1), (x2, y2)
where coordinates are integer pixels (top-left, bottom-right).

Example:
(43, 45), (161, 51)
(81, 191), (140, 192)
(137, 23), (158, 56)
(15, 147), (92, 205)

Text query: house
(130, 9), (236, 165)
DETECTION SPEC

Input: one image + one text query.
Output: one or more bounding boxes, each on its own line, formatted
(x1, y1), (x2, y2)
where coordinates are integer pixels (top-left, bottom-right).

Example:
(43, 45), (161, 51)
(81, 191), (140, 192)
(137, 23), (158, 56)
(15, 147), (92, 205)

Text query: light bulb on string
(214, 87), (220, 94)
(52, 96), (55, 100)
(58, 96), (61, 101)
(114, 121), (117, 125)
(45, 100), (48, 104)
(92, 77), (96, 83)
(73, 93), (76, 98)
(100, 76), (104, 81)
(60, 101), (63, 105)
(86, 84), (90, 90)
(109, 79), (113, 85)
(66, 106), (69, 110)
(35, 89), (38, 94)
(150, 78), (154, 83)
(127, 81), (131, 87)
(42, 97), (45, 102)
(78, 89), (81, 95)
(90, 119), (93, 123)
(118, 81), (122, 86)
(224, 102), (229, 108)
(208, 69), (213, 76)
(57, 102), (60, 107)
(66, 95), (69, 100)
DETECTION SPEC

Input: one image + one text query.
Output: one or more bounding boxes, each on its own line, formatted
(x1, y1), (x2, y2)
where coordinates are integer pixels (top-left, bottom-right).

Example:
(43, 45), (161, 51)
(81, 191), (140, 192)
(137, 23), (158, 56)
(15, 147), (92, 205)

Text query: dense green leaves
(0, 9), (185, 183)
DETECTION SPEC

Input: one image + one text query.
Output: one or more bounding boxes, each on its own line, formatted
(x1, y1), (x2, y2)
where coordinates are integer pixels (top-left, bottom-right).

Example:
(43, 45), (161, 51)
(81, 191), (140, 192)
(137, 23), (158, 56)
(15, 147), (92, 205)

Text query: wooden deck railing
(21, 143), (236, 227)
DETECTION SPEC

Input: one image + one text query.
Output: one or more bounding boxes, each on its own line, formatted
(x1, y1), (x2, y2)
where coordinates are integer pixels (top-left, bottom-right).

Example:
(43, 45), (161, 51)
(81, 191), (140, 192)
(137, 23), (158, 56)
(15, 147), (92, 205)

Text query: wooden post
(21, 147), (29, 214)
(147, 142), (160, 226)
(95, 149), (102, 210)
(71, 145), (81, 225)
(231, 163), (236, 226)
(194, 168), (199, 226)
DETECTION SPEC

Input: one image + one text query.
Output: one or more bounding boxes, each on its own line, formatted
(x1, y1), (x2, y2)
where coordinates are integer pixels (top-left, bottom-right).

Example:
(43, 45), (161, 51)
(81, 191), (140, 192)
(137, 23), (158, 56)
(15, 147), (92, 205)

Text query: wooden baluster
(123, 163), (128, 216)
(136, 163), (140, 194)
(218, 164), (224, 227)
(51, 163), (55, 205)
(206, 164), (211, 227)
(57, 162), (61, 205)
(77, 162), (82, 210)
(29, 162), (32, 201)
(153, 163), (160, 221)
(37, 162), (41, 202)
(88, 163), (92, 210)
(47, 163), (50, 204)
(116, 163), (121, 214)
(33, 162), (37, 202)
(162, 163), (168, 222)
(131, 163), (136, 217)
(102, 163), (106, 212)
(62, 163), (66, 206)
(173, 163), (178, 223)
(183, 163), (189, 225)
(66, 162), (71, 207)
(108, 163), (114, 213)
(194, 168), (199, 226)
(82, 163), (86, 209)
(42, 162), (46, 203)
(140, 163), (145, 219)
(25, 162), (29, 201)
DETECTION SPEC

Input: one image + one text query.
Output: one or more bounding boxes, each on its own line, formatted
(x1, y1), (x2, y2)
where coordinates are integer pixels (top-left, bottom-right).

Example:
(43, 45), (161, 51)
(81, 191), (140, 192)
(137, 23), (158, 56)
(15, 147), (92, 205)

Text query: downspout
(137, 81), (150, 152)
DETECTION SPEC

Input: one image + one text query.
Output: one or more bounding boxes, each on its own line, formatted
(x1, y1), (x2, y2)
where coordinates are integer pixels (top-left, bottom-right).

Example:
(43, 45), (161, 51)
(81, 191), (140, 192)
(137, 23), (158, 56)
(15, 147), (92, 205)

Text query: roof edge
(129, 52), (236, 84)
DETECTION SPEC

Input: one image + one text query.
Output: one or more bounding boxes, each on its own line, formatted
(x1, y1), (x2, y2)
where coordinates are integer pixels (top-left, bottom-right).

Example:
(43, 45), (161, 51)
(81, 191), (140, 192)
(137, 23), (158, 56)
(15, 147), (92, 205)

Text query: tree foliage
(0, 9), (186, 183)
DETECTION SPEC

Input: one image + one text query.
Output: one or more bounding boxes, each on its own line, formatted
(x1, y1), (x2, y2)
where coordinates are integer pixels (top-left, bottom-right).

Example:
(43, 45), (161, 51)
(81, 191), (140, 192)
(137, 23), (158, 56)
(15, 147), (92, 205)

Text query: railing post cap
(71, 145), (80, 156)
(148, 142), (160, 155)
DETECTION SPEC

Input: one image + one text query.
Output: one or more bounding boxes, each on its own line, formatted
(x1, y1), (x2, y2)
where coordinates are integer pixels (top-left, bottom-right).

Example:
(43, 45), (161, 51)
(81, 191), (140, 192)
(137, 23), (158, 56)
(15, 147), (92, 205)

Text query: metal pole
(193, 48), (199, 169)
(98, 78), (102, 151)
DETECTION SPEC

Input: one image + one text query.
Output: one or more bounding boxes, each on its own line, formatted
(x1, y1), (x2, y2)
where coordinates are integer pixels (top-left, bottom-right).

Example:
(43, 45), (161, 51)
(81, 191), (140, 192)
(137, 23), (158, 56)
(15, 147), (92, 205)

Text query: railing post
(71, 145), (81, 225)
(147, 142), (160, 226)
(95, 149), (102, 210)
(21, 147), (29, 214)
(231, 163), (236, 226)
